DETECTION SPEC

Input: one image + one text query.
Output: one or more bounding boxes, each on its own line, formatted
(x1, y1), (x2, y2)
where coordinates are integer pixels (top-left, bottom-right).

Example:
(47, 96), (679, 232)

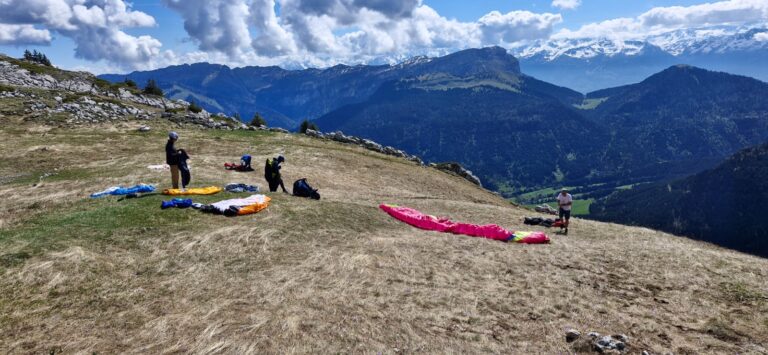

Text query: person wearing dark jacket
(264, 155), (288, 193)
(166, 132), (181, 189)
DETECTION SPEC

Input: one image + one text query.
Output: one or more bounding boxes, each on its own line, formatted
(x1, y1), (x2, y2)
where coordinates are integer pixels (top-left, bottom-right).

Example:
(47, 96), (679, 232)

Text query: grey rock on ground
(565, 329), (581, 342)
(305, 129), (426, 166)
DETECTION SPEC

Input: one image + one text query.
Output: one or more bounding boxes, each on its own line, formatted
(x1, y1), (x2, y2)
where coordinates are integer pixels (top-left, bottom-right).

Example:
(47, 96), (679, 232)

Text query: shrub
(188, 100), (203, 113)
(299, 119), (318, 134)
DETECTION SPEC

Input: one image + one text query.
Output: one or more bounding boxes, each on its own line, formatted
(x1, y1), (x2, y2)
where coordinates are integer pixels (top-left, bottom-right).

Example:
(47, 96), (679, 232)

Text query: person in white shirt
(556, 188), (573, 235)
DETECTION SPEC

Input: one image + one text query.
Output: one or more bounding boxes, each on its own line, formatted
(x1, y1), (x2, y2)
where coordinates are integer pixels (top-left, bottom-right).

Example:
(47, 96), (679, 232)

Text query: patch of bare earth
(0, 124), (767, 353)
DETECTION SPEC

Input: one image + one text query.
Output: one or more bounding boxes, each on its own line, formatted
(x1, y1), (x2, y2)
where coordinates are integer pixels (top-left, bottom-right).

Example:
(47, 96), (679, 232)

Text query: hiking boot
(564, 228), (568, 235)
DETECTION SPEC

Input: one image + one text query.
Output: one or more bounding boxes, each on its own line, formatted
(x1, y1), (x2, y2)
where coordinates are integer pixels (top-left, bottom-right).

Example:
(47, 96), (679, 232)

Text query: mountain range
(101, 47), (536, 129)
(101, 25), (768, 123)
(101, 41), (768, 194)
(516, 26), (768, 92)
(315, 54), (768, 192)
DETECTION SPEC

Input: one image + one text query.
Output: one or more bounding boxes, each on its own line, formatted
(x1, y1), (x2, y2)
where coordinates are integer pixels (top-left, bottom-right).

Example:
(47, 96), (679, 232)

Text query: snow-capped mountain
(515, 26), (768, 61)
(648, 27), (768, 55)
(514, 26), (768, 93)
(516, 39), (654, 61)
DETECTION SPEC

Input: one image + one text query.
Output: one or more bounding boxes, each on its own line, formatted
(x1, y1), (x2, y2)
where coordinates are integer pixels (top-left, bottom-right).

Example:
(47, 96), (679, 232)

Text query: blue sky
(0, 0), (765, 73)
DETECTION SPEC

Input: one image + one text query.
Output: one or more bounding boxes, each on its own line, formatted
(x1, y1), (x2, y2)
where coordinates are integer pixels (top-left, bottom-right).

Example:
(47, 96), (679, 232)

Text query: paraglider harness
(293, 178), (320, 200)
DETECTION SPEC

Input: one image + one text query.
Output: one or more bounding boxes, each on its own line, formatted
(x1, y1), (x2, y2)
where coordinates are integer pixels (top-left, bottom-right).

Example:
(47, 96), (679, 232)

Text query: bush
(124, 78), (137, 88)
(93, 78), (112, 89)
(143, 79), (163, 96)
(299, 119), (319, 134)
(188, 100), (203, 113)
(252, 113), (267, 127)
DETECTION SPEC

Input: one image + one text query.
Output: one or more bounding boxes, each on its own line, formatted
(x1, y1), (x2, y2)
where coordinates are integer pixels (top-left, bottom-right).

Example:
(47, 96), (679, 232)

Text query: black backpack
(524, 217), (543, 225)
(293, 178), (320, 200)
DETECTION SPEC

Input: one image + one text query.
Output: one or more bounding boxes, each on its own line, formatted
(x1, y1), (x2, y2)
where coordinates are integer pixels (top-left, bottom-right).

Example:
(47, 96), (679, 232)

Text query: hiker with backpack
(166, 132), (183, 189)
(556, 188), (573, 235)
(264, 155), (288, 193)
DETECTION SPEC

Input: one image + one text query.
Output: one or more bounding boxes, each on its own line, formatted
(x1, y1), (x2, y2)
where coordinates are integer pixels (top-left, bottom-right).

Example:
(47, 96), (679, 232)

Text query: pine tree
(251, 113), (267, 127)
(23, 50), (32, 61)
(143, 79), (163, 96)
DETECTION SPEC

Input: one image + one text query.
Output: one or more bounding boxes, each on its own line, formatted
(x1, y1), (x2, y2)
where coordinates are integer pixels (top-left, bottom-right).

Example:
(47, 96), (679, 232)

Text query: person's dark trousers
(559, 208), (571, 234)
(268, 178), (287, 192)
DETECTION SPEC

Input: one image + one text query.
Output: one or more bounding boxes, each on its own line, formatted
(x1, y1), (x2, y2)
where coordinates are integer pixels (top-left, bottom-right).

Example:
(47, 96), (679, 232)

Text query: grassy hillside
(1, 121), (768, 353)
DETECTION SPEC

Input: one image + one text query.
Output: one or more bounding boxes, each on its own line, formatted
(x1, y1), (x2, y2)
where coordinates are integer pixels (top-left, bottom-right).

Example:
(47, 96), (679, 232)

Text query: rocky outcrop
(0, 59), (185, 111)
(429, 162), (482, 187)
(0, 57), (252, 130)
(305, 129), (423, 165)
(113, 88), (186, 110)
(166, 110), (246, 130)
(0, 61), (95, 93)
(7, 89), (153, 124)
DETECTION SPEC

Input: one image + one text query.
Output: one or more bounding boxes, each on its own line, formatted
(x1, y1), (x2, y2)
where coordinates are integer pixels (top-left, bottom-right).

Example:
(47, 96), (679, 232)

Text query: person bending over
(264, 155), (288, 193)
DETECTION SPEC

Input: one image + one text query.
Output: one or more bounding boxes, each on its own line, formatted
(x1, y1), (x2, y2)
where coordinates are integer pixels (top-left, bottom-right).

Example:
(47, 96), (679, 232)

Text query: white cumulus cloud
(165, 0), (561, 66)
(0, 24), (51, 45)
(0, 0), (161, 69)
(755, 32), (768, 41)
(556, 0), (768, 40)
(552, 0), (581, 10)
(164, 0), (253, 57)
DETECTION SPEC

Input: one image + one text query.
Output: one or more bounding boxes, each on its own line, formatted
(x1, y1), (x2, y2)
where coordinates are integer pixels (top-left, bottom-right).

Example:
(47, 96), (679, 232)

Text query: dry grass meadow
(1, 120), (767, 354)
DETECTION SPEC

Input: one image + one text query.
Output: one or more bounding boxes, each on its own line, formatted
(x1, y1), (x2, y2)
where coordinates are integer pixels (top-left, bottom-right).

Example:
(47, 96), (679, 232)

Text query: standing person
(166, 132), (181, 189)
(556, 188), (573, 235)
(264, 155), (288, 193)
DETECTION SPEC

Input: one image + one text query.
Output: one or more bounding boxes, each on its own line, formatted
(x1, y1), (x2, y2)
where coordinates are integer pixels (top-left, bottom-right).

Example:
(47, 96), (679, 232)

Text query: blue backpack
(293, 178), (320, 200)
